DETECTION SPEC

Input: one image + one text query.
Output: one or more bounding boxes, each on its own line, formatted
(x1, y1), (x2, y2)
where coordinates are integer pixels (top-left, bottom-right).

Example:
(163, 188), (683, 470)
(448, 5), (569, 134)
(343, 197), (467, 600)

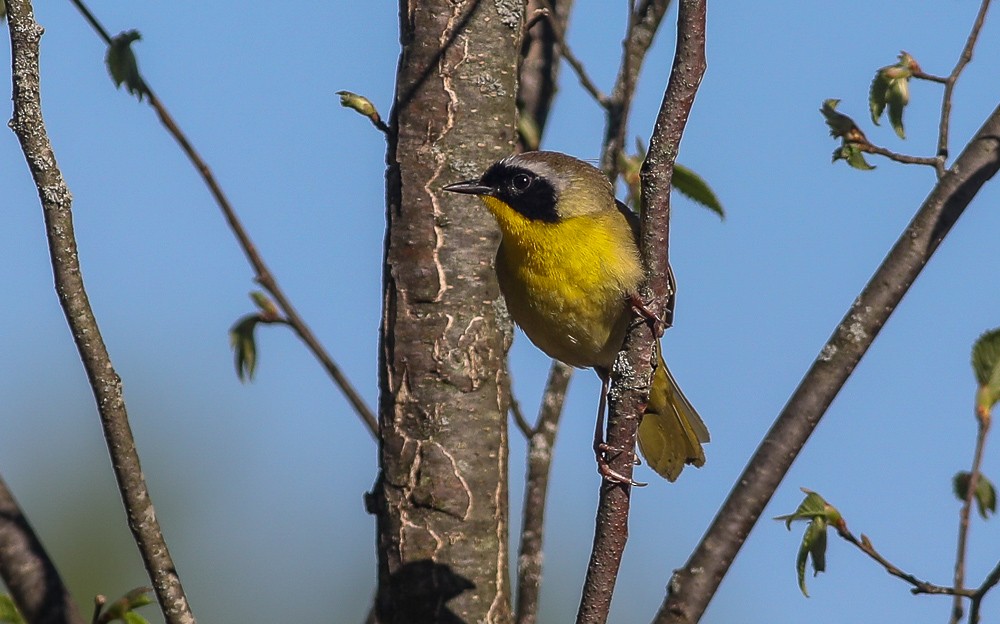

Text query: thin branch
(515, 361), (573, 624)
(600, 0), (671, 177)
(857, 142), (944, 173)
(6, 2), (196, 622)
(937, 0), (992, 161)
(576, 2), (706, 622)
(68, 0), (379, 438)
(970, 558), (1000, 622)
(536, 0), (608, 107)
(950, 411), (992, 623)
(833, 527), (972, 598)
(508, 368), (536, 439)
(913, 70), (948, 85)
(0, 473), (87, 624)
(657, 103), (1000, 624)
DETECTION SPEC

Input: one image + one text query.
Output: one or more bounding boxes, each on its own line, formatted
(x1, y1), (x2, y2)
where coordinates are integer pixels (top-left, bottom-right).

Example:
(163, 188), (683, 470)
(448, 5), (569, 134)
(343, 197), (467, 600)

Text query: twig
(68, 0), (378, 438)
(508, 368), (536, 439)
(834, 527), (972, 597)
(6, 2), (196, 622)
(537, 0), (609, 107)
(936, 0), (992, 161)
(656, 103), (1000, 624)
(600, 0), (671, 177)
(0, 473), (86, 624)
(913, 70), (948, 85)
(950, 410), (992, 623)
(515, 362), (573, 624)
(576, 1), (706, 622)
(970, 558), (1000, 622)
(857, 142), (943, 172)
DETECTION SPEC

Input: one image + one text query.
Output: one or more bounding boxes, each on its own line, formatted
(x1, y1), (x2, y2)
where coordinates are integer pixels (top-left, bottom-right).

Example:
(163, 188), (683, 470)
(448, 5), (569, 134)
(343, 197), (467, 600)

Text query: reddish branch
(68, 0), (378, 438)
(576, 2), (707, 622)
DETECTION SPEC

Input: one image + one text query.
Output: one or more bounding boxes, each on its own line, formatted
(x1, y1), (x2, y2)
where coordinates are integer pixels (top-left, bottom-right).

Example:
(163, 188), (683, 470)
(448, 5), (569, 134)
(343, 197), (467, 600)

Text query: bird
(443, 150), (708, 482)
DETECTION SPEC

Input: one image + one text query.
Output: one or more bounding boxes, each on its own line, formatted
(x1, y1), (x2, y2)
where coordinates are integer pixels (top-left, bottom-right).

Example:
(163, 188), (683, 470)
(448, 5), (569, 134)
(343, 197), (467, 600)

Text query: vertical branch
(514, 362), (573, 624)
(0, 474), (86, 624)
(657, 104), (1000, 624)
(936, 0), (991, 161)
(950, 413), (992, 624)
(600, 0), (671, 177)
(6, 2), (196, 623)
(575, 2), (706, 622)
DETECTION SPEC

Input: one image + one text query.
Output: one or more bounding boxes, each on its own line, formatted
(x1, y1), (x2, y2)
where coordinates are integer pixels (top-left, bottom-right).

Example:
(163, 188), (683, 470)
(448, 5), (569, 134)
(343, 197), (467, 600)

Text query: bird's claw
(595, 442), (647, 487)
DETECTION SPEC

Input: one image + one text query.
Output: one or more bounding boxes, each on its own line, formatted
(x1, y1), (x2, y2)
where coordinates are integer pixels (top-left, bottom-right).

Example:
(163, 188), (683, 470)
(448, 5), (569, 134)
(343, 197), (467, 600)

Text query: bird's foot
(594, 442), (647, 487)
(629, 294), (668, 337)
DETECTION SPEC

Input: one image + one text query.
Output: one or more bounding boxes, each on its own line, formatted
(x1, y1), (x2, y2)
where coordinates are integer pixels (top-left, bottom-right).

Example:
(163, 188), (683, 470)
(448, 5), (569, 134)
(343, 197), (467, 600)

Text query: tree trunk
(374, 2), (523, 623)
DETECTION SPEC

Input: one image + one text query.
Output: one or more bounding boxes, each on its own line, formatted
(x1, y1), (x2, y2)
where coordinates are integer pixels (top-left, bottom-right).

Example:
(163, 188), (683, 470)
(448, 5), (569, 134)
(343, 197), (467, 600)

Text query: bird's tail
(637, 347), (709, 481)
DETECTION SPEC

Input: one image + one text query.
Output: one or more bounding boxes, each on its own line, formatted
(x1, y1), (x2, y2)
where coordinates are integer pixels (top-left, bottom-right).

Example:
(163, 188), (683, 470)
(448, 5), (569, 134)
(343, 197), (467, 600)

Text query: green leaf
(122, 612), (150, 624)
(972, 328), (1000, 412)
(869, 52), (915, 139)
(775, 488), (831, 529)
(106, 30), (150, 102)
(0, 1), (6, 23)
(796, 516), (828, 597)
(775, 489), (843, 597)
(832, 144), (875, 171)
(673, 164), (725, 219)
(229, 314), (261, 382)
(0, 596), (26, 624)
(954, 472), (997, 519)
(621, 139), (724, 218)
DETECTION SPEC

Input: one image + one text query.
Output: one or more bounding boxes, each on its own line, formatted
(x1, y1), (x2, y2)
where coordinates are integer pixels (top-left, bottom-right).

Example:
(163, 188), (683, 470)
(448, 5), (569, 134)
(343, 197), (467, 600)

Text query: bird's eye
(511, 173), (533, 191)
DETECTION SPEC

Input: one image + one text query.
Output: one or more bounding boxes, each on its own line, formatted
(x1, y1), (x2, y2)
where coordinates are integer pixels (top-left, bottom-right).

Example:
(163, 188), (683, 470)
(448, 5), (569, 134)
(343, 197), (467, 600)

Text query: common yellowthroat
(444, 151), (708, 481)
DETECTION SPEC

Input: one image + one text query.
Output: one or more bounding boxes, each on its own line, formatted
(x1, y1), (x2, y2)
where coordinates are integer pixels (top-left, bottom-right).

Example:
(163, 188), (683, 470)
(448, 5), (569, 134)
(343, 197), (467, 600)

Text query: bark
(373, 1), (523, 623)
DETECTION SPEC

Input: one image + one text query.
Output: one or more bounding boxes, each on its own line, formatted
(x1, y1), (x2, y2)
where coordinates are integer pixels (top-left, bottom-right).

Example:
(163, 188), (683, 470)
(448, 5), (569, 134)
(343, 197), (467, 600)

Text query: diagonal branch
(949, 411), (992, 623)
(576, 1), (706, 622)
(6, 2), (197, 622)
(0, 473), (86, 624)
(656, 103), (1000, 624)
(68, 0), (378, 438)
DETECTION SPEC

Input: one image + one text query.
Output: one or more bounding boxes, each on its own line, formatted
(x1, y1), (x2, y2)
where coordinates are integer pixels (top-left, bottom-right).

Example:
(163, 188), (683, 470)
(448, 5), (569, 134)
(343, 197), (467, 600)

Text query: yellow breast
(482, 196), (643, 368)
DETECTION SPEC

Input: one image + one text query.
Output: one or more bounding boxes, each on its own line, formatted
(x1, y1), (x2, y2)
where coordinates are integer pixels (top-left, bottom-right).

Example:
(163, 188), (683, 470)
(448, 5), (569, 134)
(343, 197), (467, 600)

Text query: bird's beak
(443, 180), (493, 196)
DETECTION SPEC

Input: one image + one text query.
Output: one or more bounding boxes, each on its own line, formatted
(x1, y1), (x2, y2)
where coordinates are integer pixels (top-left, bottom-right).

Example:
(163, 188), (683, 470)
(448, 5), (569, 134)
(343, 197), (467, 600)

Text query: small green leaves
(833, 143), (876, 171)
(620, 139), (725, 218)
(954, 472), (997, 519)
(0, 596), (26, 624)
(821, 99), (875, 171)
(95, 588), (153, 624)
(229, 291), (283, 382)
(870, 52), (918, 139)
(673, 164), (725, 219)
(230, 314), (260, 382)
(774, 488), (844, 597)
(972, 328), (1000, 415)
(106, 30), (150, 102)
(337, 90), (389, 133)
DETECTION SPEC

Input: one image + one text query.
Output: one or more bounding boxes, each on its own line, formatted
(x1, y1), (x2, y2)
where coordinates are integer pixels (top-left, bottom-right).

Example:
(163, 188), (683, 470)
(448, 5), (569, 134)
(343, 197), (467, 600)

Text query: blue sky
(3, 2), (1000, 622)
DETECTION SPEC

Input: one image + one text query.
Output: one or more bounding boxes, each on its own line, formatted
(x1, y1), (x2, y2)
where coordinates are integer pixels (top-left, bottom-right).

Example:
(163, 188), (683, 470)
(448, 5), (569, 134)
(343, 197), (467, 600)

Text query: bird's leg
(593, 369), (646, 487)
(629, 293), (667, 338)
